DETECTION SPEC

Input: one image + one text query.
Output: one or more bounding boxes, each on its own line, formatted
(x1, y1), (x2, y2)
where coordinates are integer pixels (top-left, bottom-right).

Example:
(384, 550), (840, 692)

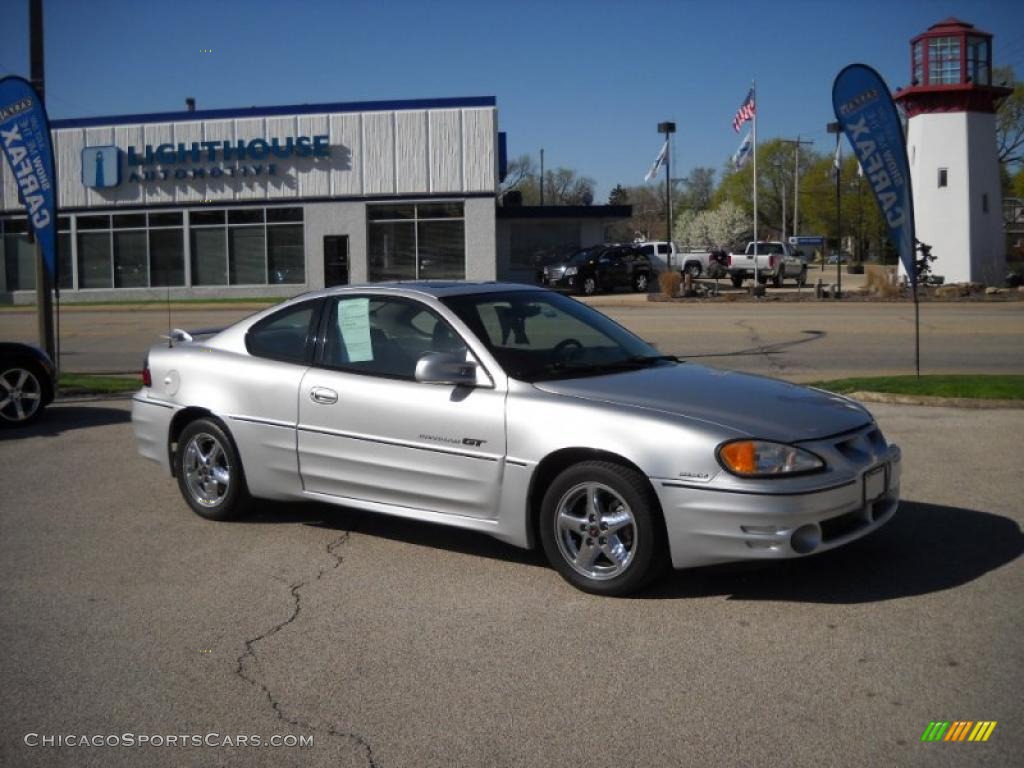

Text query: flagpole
(751, 81), (759, 289)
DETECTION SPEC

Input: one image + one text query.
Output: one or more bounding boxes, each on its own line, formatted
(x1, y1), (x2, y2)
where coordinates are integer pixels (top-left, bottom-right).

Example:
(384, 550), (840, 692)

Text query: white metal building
(0, 96), (502, 301)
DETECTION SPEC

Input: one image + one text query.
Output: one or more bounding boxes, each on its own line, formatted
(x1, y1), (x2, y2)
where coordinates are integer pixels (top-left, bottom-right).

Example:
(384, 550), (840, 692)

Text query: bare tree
(995, 66), (1024, 166)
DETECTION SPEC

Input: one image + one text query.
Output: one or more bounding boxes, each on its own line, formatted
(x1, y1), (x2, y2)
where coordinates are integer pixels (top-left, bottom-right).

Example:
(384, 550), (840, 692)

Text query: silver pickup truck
(728, 241), (808, 288)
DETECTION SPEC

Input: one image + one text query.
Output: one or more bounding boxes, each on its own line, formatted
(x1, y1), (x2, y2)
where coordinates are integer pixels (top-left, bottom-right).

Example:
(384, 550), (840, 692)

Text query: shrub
(659, 271), (682, 298)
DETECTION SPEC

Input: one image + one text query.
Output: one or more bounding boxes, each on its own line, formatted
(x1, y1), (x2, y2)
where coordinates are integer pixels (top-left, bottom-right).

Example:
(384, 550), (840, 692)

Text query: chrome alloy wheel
(554, 481), (638, 580)
(0, 366), (42, 424)
(182, 432), (232, 508)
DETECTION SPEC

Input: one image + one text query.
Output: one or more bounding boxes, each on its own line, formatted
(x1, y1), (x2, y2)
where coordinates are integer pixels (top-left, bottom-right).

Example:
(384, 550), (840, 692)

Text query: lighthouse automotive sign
(80, 135), (331, 188)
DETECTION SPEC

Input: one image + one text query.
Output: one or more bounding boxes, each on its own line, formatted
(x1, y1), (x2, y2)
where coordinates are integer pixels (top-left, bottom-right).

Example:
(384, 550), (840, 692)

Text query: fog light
(790, 524), (821, 554)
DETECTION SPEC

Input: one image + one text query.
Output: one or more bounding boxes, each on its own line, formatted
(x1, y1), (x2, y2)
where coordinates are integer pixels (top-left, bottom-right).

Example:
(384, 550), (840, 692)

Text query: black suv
(541, 244), (652, 295)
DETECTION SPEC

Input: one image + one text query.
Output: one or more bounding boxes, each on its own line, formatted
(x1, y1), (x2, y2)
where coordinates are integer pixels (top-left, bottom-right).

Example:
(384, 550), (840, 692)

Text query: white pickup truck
(728, 241), (807, 288)
(636, 242), (719, 277)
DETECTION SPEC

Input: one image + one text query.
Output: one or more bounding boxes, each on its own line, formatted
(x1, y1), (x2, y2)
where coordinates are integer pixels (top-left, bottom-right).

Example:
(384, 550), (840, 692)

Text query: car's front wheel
(632, 271), (649, 292)
(581, 276), (598, 296)
(175, 418), (251, 521)
(540, 461), (667, 595)
(0, 360), (47, 428)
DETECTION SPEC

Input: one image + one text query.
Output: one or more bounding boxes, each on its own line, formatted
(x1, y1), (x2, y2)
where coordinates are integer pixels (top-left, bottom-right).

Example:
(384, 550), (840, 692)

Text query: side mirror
(415, 352), (478, 386)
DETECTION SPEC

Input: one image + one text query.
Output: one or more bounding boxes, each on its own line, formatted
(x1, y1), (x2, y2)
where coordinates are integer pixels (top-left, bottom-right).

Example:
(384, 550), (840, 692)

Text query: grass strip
(809, 375), (1024, 400)
(59, 373), (140, 395)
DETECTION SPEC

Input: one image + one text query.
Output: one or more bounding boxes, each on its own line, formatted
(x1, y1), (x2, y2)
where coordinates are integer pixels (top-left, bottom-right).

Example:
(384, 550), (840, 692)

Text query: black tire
(580, 276), (598, 296)
(174, 418), (252, 521)
(685, 262), (702, 278)
(798, 266), (808, 287)
(539, 460), (668, 596)
(730, 273), (745, 289)
(0, 359), (48, 428)
(632, 271), (650, 293)
(773, 270), (784, 288)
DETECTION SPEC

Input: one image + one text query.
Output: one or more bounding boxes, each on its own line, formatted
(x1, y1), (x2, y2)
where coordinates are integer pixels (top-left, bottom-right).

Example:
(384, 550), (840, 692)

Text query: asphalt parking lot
(0, 399), (1021, 767)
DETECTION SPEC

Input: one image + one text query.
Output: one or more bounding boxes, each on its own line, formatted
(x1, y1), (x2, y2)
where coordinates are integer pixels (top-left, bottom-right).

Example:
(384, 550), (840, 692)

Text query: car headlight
(564, 266), (578, 276)
(716, 439), (825, 477)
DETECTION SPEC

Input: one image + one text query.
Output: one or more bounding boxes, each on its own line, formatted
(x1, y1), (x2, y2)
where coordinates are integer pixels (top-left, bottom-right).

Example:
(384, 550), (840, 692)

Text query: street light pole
(780, 136), (813, 238)
(657, 121), (676, 270)
(827, 122), (843, 298)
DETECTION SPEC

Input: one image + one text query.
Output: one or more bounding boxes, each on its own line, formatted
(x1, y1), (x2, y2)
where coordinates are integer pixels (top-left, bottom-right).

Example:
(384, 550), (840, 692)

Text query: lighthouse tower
(894, 18), (1012, 285)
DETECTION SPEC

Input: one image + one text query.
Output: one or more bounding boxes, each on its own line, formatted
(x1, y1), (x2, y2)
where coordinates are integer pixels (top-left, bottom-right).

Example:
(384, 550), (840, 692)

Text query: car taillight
(142, 359), (152, 387)
(769, 255), (779, 268)
(727, 254), (733, 266)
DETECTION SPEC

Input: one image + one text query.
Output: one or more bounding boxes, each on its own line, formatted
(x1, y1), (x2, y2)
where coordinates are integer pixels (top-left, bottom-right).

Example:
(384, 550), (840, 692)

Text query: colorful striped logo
(921, 721), (997, 742)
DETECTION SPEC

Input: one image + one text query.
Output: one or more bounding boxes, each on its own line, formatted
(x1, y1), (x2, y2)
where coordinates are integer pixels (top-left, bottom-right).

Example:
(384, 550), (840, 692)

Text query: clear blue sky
(2, 0), (1022, 200)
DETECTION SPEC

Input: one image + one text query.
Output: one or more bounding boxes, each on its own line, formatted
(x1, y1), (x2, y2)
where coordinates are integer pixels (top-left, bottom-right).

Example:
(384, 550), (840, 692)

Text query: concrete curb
(847, 391), (1024, 409)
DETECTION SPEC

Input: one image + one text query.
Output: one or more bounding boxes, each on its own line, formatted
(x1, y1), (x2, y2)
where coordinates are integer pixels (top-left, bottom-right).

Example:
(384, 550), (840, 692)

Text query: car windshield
(441, 290), (674, 382)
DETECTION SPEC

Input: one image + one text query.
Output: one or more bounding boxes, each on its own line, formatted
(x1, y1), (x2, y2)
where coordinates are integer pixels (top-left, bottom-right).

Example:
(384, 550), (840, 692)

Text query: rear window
(245, 301), (319, 363)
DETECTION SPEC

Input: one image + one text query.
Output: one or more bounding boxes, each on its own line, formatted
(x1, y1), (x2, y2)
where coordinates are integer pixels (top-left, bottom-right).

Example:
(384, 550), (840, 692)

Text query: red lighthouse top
(893, 18), (1011, 116)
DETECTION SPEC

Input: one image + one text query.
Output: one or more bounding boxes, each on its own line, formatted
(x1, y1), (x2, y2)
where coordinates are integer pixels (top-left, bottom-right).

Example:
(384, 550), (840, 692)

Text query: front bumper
(655, 444), (901, 569)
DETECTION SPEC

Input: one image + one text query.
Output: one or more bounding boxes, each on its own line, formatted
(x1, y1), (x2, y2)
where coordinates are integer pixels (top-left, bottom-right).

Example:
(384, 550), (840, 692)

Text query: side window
(640, 245), (654, 257)
(658, 244), (670, 255)
(246, 301), (318, 364)
(322, 296), (468, 379)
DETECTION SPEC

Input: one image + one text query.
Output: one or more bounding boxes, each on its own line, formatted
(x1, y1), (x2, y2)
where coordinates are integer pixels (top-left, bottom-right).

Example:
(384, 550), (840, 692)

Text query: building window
(74, 212), (185, 290)
(367, 202), (465, 281)
(966, 36), (990, 85)
(190, 206), (304, 286)
(928, 37), (961, 85)
(938, 168), (948, 188)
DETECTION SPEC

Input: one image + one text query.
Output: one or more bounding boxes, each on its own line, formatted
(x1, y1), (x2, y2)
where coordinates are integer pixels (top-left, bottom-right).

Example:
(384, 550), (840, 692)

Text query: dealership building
(0, 95), (629, 302)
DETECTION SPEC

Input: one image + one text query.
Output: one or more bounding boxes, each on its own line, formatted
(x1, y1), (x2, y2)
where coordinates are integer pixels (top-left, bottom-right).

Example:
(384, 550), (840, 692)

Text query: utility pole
(780, 136), (814, 238)
(539, 149), (544, 206)
(30, 0), (56, 361)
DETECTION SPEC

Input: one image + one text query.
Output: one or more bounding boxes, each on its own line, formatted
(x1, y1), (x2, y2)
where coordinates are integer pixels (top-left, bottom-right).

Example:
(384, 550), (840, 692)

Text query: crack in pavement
(685, 328), (825, 365)
(235, 532), (379, 768)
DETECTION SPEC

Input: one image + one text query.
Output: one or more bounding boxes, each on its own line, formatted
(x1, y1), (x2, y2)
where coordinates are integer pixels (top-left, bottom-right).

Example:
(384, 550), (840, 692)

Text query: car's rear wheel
(0, 361), (46, 428)
(730, 274), (744, 288)
(632, 272), (649, 292)
(685, 262), (702, 278)
(540, 461), (667, 595)
(773, 270), (784, 288)
(798, 266), (808, 287)
(175, 418), (251, 521)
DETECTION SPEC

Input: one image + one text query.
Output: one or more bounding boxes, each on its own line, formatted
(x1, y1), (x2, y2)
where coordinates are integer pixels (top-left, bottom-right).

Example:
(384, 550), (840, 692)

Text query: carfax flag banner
(0, 76), (58, 281)
(831, 64), (915, 278)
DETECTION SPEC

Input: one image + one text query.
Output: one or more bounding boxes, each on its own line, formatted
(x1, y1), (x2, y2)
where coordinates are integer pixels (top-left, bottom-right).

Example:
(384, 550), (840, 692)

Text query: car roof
(300, 281), (543, 301)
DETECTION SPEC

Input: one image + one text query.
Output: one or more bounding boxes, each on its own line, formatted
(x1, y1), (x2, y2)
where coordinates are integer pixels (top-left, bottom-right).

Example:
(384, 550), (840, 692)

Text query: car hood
(533, 363), (871, 442)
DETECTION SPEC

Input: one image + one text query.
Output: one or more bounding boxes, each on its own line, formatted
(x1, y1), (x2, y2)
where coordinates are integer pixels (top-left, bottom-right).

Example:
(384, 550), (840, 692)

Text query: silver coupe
(132, 282), (900, 595)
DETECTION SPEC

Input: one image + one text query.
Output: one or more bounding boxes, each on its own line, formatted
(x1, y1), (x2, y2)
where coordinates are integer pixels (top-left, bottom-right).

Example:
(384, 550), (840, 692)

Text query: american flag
(732, 89), (756, 133)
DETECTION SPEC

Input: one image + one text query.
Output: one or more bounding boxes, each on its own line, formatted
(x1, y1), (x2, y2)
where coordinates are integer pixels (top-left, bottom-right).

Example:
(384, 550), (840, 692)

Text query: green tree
(712, 138), (803, 238)
(608, 184), (629, 205)
(800, 153), (887, 261)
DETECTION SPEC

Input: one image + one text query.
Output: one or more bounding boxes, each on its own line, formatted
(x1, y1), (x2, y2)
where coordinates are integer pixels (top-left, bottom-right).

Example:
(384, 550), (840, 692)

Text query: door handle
(309, 387), (339, 405)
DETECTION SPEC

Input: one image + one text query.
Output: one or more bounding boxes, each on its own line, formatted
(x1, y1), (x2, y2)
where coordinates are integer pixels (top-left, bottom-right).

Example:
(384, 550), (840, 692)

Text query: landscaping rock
(985, 287), (1006, 295)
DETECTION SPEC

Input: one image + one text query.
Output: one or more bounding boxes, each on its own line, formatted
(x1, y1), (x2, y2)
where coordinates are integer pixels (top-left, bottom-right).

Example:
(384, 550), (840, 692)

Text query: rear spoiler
(160, 327), (224, 346)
